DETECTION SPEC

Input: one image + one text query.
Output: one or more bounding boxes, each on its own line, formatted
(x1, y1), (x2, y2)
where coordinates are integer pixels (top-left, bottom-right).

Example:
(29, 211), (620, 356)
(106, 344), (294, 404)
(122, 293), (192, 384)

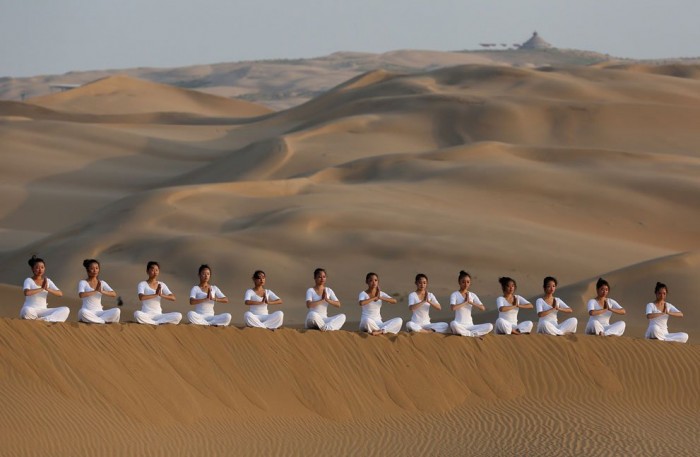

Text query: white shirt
(359, 291), (392, 321)
(78, 279), (114, 312)
(535, 297), (570, 323)
(450, 291), (483, 326)
(190, 285), (226, 315)
(244, 288), (280, 315)
(496, 295), (530, 324)
(137, 281), (173, 314)
(408, 291), (439, 326)
(306, 287), (339, 318)
(645, 302), (681, 336)
(22, 277), (60, 309)
(586, 298), (623, 326)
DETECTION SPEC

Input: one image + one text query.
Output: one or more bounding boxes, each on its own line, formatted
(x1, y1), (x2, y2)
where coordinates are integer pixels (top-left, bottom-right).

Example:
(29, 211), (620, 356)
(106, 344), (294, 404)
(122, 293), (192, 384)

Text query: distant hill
(1, 48), (699, 111)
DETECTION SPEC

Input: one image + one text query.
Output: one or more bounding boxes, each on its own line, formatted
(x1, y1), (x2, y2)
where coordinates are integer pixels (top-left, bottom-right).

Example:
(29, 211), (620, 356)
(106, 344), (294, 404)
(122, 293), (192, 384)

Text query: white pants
(305, 312), (346, 331)
(406, 321), (450, 333)
(450, 321), (493, 337)
(586, 320), (626, 336)
(360, 317), (403, 334)
(245, 310), (284, 329)
(79, 308), (121, 324)
(495, 318), (533, 335)
(646, 330), (689, 343)
(187, 310), (231, 326)
(20, 306), (70, 322)
(134, 310), (182, 325)
(537, 318), (578, 336)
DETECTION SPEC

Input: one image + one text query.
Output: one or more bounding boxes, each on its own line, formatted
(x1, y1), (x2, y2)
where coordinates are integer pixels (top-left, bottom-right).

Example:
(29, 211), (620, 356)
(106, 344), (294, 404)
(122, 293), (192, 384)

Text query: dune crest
(0, 319), (697, 455)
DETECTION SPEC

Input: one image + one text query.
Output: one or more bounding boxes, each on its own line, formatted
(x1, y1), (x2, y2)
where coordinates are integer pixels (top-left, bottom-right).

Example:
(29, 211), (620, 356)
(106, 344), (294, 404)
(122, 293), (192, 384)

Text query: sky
(1, 0), (699, 78)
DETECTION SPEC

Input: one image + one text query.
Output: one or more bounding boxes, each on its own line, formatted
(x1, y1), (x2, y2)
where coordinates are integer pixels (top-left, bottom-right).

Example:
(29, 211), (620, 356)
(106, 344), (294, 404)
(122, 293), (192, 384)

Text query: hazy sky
(2, 0), (699, 77)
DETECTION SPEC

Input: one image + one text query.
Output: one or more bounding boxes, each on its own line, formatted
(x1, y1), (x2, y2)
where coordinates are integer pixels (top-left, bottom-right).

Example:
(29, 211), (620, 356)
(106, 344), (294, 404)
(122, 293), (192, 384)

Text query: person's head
(252, 270), (266, 286)
(458, 270), (471, 290)
(83, 259), (100, 277)
(595, 278), (610, 298)
(415, 273), (428, 290)
(28, 255), (45, 276)
(314, 268), (327, 285)
(146, 261), (160, 277)
(198, 264), (211, 282)
(365, 272), (379, 288)
(655, 282), (668, 300)
(543, 276), (557, 294)
(499, 277), (516, 294)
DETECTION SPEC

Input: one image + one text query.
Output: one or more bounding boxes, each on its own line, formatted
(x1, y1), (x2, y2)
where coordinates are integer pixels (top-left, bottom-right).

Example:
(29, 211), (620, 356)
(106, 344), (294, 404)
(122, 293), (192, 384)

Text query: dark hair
(146, 261), (160, 270)
(28, 255), (45, 268)
(83, 258), (100, 270)
(596, 278), (609, 290)
(543, 276), (557, 288)
(252, 270), (265, 280)
(198, 264), (210, 275)
(458, 270), (471, 281)
(365, 272), (378, 283)
(313, 268), (326, 278)
(415, 273), (428, 283)
(498, 277), (516, 291)
(655, 282), (668, 294)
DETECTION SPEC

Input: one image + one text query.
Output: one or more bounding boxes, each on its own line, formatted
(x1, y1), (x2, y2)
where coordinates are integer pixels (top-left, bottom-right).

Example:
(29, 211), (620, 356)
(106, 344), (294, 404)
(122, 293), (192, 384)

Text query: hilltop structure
(519, 31), (553, 50)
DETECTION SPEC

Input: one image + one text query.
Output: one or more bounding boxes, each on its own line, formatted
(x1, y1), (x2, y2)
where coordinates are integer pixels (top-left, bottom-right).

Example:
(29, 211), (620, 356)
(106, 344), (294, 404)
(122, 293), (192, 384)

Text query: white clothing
(645, 302), (688, 343)
(585, 298), (626, 336)
(134, 281), (182, 325)
(449, 291), (493, 337)
(535, 298), (577, 335)
(494, 295), (533, 335)
(77, 280), (120, 324)
(187, 285), (231, 326)
(358, 291), (402, 334)
(244, 288), (283, 329)
(20, 277), (69, 322)
(305, 287), (345, 331)
(406, 291), (449, 333)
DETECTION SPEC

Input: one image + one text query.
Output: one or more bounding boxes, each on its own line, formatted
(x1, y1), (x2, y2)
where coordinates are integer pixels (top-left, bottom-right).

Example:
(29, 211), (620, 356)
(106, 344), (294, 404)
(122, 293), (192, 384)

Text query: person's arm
(450, 292), (464, 311)
(158, 283), (176, 302)
(98, 281), (117, 298)
(608, 299), (626, 315)
(470, 294), (486, 312)
(427, 293), (441, 311)
(378, 291), (397, 304)
(190, 286), (207, 306)
(45, 279), (63, 297)
(666, 304), (683, 318)
(306, 289), (326, 308)
(497, 297), (518, 312)
(325, 288), (341, 308)
(265, 290), (282, 306)
(516, 296), (533, 310)
(536, 299), (556, 317)
(211, 286), (229, 304)
(557, 299), (572, 314)
(646, 303), (664, 319)
(359, 291), (375, 307)
(408, 293), (425, 311)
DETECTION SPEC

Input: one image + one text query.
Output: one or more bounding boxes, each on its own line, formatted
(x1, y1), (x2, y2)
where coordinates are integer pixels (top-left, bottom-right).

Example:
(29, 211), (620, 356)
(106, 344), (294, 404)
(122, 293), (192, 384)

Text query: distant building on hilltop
(518, 31), (553, 50)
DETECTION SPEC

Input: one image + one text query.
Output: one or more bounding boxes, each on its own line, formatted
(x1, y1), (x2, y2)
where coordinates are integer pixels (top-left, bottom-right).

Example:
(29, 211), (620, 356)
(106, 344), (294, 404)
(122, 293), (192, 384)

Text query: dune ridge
(0, 318), (697, 456)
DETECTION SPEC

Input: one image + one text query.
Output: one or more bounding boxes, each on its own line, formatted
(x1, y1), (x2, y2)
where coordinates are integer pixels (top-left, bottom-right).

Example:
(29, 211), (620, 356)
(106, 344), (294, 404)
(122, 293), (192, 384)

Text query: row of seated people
(19, 256), (688, 343)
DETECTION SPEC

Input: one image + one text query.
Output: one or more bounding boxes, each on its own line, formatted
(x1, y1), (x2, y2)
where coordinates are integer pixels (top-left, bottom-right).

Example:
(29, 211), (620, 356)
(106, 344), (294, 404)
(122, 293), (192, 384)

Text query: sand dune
(27, 75), (272, 117)
(0, 319), (697, 456)
(1, 61), (699, 455)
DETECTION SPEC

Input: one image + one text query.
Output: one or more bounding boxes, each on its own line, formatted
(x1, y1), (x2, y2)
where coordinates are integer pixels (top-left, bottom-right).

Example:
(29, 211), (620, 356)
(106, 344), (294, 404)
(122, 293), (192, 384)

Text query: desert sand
(1, 61), (699, 455)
